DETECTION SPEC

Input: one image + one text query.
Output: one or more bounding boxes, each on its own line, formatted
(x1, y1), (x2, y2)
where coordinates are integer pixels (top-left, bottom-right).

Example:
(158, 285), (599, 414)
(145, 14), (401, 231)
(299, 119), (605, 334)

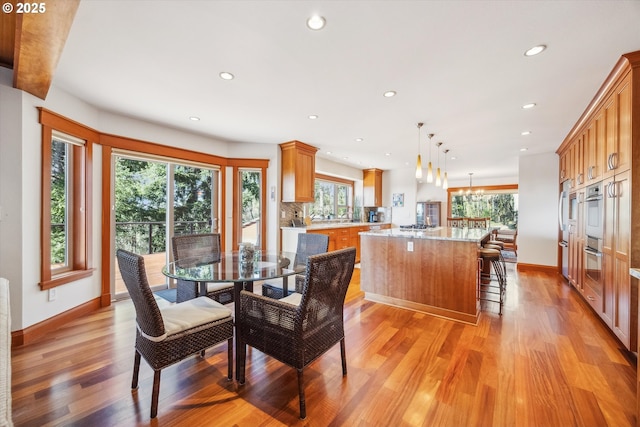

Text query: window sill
(40, 268), (96, 290)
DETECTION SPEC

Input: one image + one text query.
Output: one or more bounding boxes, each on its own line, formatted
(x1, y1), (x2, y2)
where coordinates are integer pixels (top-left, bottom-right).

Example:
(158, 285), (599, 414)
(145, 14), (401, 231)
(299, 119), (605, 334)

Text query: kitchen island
(360, 227), (491, 324)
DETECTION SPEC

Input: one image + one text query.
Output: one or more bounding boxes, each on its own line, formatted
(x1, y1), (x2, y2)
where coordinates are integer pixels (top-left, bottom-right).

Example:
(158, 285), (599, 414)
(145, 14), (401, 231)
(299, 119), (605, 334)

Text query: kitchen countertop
(630, 268), (640, 280)
(281, 222), (391, 230)
(359, 227), (490, 243)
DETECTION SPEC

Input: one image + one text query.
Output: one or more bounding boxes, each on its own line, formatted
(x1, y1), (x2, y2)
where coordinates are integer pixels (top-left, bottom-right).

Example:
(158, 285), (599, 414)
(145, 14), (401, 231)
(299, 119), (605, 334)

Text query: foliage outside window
(311, 178), (353, 219)
(239, 169), (262, 247)
(115, 157), (217, 255)
(40, 108), (96, 290)
(450, 189), (518, 229)
(241, 170), (261, 224)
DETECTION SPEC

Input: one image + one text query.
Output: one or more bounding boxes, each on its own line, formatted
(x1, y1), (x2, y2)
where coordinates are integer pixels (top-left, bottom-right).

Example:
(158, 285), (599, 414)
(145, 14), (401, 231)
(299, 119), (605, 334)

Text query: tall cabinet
(556, 51), (639, 355)
(417, 201), (441, 227)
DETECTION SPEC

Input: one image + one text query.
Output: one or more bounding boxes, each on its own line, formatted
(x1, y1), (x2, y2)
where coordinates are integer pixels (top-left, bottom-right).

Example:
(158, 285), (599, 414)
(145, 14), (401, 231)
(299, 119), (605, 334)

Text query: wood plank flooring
(11, 265), (637, 426)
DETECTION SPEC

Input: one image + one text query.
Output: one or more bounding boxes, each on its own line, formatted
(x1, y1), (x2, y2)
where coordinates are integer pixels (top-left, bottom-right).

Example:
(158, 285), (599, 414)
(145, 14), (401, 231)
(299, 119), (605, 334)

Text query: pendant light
(435, 142), (443, 186)
(415, 123), (423, 179)
(426, 133), (434, 183)
(442, 149), (449, 190)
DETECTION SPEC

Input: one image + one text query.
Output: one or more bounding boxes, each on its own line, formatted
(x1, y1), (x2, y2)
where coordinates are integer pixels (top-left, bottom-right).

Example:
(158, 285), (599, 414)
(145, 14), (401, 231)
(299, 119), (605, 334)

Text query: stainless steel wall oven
(585, 182), (603, 239)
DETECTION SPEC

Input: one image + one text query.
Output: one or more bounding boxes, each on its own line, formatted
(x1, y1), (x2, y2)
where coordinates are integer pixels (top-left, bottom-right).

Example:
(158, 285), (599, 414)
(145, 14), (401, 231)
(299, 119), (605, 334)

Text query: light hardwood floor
(11, 264), (637, 426)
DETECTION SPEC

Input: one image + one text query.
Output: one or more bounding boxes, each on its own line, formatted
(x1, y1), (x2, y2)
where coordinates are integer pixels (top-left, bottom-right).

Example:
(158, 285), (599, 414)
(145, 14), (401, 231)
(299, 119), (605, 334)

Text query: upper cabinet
(280, 140), (317, 203)
(363, 168), (383, 207)
(603, 74), (632, 177)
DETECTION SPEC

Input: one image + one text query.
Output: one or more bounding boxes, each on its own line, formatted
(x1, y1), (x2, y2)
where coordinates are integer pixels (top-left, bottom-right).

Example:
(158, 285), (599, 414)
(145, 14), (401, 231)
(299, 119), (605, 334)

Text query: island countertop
(360, 226), (490, 243)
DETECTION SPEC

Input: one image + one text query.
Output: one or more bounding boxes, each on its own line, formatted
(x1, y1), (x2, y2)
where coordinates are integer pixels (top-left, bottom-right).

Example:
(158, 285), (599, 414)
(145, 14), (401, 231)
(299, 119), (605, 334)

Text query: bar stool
(477, 247), (506, 315)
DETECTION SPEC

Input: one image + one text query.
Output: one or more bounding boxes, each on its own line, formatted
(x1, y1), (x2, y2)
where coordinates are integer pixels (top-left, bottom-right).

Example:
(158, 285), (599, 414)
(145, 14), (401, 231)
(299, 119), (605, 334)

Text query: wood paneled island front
(360, 227), (490, 324)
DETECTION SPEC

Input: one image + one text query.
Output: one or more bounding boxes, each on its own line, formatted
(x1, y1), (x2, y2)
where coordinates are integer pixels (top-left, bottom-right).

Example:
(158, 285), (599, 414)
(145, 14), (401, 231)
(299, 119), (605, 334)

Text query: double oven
(584, 182), (603, 295)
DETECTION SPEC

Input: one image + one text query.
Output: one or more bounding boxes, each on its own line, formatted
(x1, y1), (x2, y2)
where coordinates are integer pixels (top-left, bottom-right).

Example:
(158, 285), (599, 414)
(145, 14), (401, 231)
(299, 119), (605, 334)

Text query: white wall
(518, 152), (559, 267)
(0, 68), (25, 329)
(384, 169), (418, 226)
(0, 79), (285, 330)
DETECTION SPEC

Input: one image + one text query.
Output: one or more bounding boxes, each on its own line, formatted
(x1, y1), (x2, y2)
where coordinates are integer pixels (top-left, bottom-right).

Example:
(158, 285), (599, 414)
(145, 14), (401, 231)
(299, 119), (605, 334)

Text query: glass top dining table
(162, 250), (303, 380)
(162, 250), (302, 302)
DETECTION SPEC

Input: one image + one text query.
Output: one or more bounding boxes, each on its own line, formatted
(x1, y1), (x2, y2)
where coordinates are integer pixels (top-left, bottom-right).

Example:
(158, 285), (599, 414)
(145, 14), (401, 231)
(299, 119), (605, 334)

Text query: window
(448, 184), (518, 229)
(40, 109), (96, 289)
(311, 175), (353, 219)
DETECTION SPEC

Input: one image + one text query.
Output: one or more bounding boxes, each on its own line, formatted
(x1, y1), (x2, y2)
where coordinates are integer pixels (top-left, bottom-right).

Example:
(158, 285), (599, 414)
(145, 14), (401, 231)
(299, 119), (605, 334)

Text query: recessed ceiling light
(451, 156), (456, 160)
(521, 131), (532, 136)
(343, 157), (348, 160)
(522, 103), (536, 109)
(520, 148), (528, 152)
(385, 153), (391, 156)
(306, 15), (326, 30)
(219, 72), (234, 80)
(355, 138), (363, 142)
(524, 45), (546, 57)
(383, 91), (396, 98)
(308, 115), (318, 120)
(189, 116), (200, 121)
(326, 151), (332, 155)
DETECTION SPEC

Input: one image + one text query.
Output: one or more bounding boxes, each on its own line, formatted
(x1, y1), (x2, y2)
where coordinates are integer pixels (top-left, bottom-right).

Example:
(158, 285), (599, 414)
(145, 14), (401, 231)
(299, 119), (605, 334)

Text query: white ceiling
(52, 0), (640, 183)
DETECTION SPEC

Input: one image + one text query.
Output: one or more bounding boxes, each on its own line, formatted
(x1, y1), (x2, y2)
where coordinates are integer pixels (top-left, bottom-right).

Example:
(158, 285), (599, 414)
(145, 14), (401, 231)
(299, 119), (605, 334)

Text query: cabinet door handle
(611, 152), (618, 170)
(588, 166), (594, 180)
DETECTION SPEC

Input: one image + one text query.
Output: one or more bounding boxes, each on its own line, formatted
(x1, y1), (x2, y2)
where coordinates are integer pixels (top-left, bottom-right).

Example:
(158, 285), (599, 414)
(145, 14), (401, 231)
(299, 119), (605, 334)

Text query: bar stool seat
(486, 240), (504, 249)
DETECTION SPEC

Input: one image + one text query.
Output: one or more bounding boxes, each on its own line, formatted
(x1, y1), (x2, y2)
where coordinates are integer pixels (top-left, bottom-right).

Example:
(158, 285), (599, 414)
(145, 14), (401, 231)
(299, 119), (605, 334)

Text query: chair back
(172, 233), (221, 266)
(293, 233), (329, 268)
(447, 217), (468, 228)
(116, 249), (165, 339)
(297, 247), (356, 331)
(468, 217), (490, 228)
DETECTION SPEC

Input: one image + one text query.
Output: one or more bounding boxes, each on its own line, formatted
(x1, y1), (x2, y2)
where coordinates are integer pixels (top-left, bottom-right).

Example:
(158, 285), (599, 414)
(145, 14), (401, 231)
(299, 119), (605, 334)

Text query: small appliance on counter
(368, 211), (377, 222)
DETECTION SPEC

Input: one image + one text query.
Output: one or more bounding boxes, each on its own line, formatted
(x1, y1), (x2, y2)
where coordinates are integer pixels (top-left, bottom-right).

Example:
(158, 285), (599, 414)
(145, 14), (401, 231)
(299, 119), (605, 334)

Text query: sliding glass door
(112, 154), (219, 299)
(238, 169), (262, 248)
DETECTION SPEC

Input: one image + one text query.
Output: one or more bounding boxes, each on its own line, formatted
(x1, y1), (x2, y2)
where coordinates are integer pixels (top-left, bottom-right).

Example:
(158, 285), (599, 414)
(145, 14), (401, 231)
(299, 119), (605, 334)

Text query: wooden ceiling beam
(13, 0), (80, 99)
(0, 1), (17, 68)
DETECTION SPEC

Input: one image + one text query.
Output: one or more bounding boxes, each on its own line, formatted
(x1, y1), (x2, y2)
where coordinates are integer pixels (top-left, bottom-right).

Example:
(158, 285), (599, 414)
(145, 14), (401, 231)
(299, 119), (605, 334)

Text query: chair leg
(150, 370), (161, 419)
(297, 368), (306, 420)
(340, 338), (347, 376)
(132, 351), (141, 389)
(227, 337), (233, 380)
(238, 340), (246, 385)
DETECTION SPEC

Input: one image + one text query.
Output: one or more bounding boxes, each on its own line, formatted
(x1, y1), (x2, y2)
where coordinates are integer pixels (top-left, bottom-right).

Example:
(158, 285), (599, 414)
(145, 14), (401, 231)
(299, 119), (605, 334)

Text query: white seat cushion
(206, 282), (234, 292)
(279, 292), (302, 307)
(138, 297), (232, 342)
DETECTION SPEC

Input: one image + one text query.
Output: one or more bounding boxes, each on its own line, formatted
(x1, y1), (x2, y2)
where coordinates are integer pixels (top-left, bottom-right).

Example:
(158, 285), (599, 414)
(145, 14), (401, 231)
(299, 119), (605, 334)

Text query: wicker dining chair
(171, 233), (235, 304)
(261, 233), (329, 299)
(238, 247), (356, 419)
(116, 249), (234, 419)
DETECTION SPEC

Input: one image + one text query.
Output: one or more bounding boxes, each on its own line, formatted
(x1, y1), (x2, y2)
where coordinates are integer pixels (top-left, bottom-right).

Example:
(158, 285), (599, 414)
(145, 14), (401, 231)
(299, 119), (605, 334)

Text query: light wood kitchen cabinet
(567, 191), (584, 293)
(557, 51), (638, 355)
(572, 135), (585, 188)
(363, 168), (383, 207)
(559, 149), (569, 183)
(603, 74), (631, 178)
(584, 112), (604, 184)
(280, 140), (317, 203)
(602, 171), (633, 349)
